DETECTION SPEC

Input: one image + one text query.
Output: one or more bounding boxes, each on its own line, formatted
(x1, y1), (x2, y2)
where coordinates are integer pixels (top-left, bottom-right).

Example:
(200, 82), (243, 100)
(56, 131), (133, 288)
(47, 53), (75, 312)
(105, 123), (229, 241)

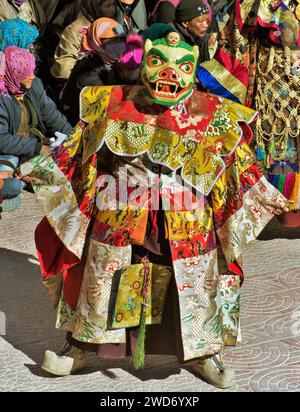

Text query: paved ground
(0, 192), (300, 392)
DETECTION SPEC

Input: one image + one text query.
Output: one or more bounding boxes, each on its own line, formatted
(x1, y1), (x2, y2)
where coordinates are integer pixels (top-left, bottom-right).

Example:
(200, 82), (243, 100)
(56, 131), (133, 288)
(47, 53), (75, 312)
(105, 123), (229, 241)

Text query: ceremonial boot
(41, 342), (87, 376)
(191, 354), (236, 389)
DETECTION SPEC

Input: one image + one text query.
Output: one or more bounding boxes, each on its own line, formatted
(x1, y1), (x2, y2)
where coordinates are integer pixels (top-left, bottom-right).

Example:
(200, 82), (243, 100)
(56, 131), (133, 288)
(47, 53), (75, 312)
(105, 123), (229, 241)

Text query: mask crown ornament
(166, 31), (181, 46)
(141, 33), (199, 107)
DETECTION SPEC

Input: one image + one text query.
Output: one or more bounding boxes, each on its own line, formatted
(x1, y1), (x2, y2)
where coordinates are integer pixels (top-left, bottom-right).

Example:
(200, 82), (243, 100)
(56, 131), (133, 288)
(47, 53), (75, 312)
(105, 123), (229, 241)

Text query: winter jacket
(39, 0), (82, 57)
(39, 0), (81, 26)
(0, 77), (72, 157)
(148, 0), (178, 24)
(117, 0), (147, 32)
(51, 11), (91, 80)
(61, 55), (118, 125)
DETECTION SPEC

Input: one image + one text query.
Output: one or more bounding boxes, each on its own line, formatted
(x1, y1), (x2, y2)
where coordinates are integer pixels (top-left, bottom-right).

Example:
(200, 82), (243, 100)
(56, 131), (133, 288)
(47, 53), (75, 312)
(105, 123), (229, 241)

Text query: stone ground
(0, 192), (300, 392)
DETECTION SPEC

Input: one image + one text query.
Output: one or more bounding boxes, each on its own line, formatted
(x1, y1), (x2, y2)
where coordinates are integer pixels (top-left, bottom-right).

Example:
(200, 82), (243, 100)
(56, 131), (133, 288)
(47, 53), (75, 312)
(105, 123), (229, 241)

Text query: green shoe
(191, 354), (236, 389)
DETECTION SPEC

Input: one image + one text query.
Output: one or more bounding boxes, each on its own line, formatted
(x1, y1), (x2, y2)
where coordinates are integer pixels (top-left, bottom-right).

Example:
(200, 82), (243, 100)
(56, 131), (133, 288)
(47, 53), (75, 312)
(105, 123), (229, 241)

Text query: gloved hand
(50, 132), (68, 149)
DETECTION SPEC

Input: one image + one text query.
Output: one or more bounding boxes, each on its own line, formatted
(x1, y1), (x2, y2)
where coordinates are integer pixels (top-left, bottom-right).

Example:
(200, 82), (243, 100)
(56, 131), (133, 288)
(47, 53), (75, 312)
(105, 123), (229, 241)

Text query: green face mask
(141, 32), (199, 107)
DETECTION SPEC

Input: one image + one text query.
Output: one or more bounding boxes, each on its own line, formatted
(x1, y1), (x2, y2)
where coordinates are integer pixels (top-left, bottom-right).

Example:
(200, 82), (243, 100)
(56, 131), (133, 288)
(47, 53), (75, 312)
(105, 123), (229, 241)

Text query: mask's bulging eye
(147, 55), (164, 67)
(180, 62), (194, 74)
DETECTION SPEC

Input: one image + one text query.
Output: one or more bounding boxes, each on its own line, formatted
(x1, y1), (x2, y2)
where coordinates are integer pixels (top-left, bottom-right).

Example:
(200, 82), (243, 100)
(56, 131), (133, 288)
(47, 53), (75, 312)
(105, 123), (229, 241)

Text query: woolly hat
(176, 0), (209, 23)
(142, 23), (174, 41)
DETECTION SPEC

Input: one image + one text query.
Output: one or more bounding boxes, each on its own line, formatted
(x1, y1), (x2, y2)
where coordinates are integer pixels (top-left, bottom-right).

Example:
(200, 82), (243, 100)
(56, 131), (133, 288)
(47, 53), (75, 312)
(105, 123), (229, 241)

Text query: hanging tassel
(270, 174), (278, 189)
(284, 174), (296, 200)
(269, 140), (275, 165)
(265, 153), (270, 170)
(257, 145), (266, 161)
(269, 153), (274, 165)
(290, 174), (300, 210)
(132, 309), (147, 370)
(131, 256), (150, 370)
(297, 174), (300, 210)
(278, 174), (286, 194)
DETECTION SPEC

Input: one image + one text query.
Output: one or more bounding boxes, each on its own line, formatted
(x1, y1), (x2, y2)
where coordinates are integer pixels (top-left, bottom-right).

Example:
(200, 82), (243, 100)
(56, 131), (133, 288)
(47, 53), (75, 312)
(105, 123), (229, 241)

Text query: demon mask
(141, 33), (199, 107)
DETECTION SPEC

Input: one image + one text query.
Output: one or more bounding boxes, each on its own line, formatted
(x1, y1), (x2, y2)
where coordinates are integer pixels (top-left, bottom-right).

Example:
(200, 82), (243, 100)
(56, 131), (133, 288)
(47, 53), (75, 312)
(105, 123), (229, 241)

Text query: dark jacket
(149, 1), (177, 25)
(0, 77), (72, 157)
(172, 18), (219, 63)
(39, 0), (81, 25)
(61, 55), (118, 125)
(39, 0), (81, 54)
(117, 0), (148, 32)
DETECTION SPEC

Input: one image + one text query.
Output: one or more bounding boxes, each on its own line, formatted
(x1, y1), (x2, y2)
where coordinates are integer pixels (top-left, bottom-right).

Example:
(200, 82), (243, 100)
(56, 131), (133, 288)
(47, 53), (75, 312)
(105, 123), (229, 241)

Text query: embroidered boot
(191, 354), (236, 389)
(41, 342), (87, 377)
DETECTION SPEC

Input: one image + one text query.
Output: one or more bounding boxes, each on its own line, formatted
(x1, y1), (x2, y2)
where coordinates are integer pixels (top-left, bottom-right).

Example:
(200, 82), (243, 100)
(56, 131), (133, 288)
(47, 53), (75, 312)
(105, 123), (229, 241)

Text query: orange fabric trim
(130, 210), (149, 245)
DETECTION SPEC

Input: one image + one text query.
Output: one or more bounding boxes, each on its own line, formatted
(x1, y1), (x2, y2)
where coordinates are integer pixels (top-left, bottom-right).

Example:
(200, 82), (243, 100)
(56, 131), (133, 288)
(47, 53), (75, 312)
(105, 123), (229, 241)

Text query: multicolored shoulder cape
(77, 85), (257, 195)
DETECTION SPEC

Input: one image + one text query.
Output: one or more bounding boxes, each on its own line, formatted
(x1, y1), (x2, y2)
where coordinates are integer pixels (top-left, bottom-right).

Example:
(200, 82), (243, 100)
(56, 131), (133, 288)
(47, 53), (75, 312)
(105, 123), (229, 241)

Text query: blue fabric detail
(280, 2), (289, 11)
(0, 154), (19, 172)
(0, 155), (24, 200)
(196, 66), (241, 103)
(1, 178), (24, 199)
(1, 194), (22, 212)
(272, 174), (280, 189)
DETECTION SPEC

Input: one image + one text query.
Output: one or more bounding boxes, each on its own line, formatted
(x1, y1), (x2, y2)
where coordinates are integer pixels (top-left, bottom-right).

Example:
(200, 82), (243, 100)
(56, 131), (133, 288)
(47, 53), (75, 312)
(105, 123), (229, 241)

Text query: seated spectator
(173, 0), (219, 63)
(0, 2), (46, 75)
(51, 0), (118, 82)
(0, 1), (45, 34)
(61, 18), (143, 124)
(0, 18), (39, 51)
(117, 0), (147, 33)
(148, 0), (180, 25)
(0, 46), (72, 161)
(0, 18), (58, 106)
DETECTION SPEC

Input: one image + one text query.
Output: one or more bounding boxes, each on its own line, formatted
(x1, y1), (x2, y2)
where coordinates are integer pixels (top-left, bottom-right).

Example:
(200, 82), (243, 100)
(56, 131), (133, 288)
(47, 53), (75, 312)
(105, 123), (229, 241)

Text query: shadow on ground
(0, 247), (181, 382)
(24, 358), (182, 381)
(1, 194), (300, 390)
(0, 247), (61, 365)
(258, 217), (300, 240)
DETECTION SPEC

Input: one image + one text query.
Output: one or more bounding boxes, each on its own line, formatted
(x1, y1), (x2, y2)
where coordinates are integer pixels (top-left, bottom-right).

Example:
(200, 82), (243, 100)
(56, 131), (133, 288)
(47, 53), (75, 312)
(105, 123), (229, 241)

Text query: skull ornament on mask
(141, 33), (199, 107)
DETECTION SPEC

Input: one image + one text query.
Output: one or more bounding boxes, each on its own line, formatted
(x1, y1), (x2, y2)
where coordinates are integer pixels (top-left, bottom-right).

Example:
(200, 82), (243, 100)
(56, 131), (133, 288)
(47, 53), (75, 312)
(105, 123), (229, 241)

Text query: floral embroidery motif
(76, 86), (257, 195)
(205, 111), (232, 137)
(151, 141), (171, 162)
